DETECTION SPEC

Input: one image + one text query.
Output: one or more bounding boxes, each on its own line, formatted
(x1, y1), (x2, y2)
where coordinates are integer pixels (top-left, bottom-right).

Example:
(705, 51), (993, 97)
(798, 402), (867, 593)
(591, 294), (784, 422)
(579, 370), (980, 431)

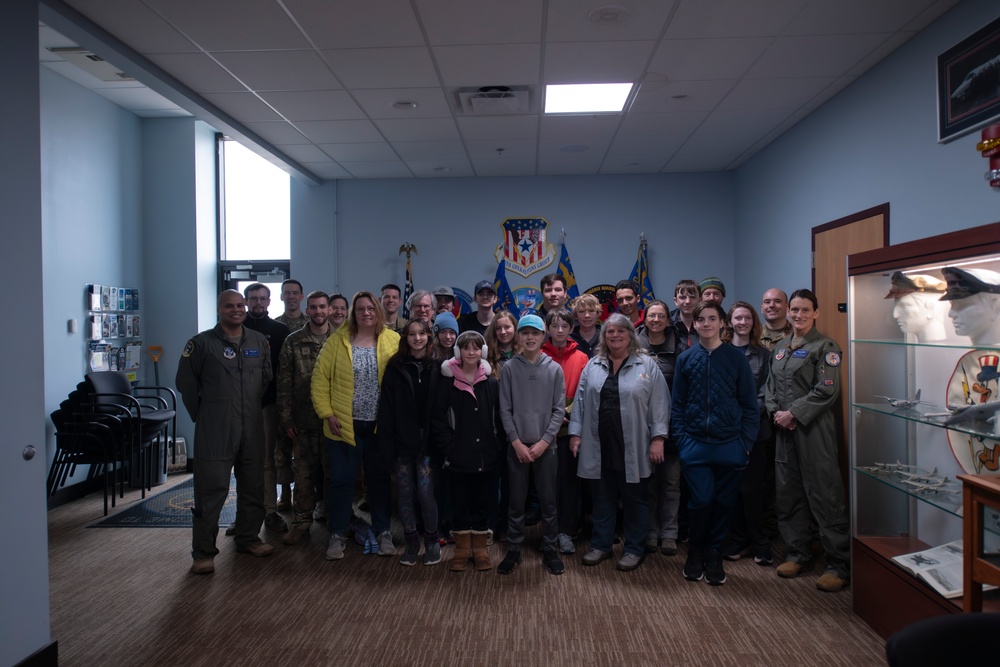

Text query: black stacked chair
(85, 371), (177, 498)
(48, 387), (130, 515)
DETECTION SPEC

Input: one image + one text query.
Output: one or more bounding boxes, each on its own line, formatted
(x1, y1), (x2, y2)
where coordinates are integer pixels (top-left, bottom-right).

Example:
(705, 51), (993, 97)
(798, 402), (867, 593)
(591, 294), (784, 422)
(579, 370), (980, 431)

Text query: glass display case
(848, 221), (1000, 637)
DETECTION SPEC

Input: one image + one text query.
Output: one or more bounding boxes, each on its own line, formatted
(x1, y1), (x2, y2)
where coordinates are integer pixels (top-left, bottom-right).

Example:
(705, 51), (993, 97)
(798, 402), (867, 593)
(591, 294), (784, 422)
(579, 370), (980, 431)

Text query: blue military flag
(628, 236), (654, 309)
(494, 260), (519, 317)
(557, 242), (580, 300)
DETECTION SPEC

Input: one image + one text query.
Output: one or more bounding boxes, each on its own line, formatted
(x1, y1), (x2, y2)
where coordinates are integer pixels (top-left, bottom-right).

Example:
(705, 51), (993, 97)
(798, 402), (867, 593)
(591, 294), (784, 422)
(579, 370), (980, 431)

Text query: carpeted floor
(88, 475), (235, 528)
(49, 474), (889, 666)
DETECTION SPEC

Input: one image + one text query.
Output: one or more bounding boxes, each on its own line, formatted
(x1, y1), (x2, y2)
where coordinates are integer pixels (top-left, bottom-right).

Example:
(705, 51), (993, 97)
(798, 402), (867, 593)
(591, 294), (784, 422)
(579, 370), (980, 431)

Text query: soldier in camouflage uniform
(275, 279), (308, 510)
(277, 291), (335, 545)
(277, 279), (308, 332)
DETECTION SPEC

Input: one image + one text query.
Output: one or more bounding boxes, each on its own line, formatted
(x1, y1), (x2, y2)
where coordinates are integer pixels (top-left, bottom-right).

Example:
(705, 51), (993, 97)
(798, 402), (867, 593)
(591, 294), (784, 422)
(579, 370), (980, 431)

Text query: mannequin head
(942, 267), (1000, 346)
(884, 272), (947, 341)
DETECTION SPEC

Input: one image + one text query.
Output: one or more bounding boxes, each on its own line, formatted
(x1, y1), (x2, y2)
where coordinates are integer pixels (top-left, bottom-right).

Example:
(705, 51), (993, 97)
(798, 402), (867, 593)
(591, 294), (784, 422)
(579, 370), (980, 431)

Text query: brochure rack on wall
(85, 284), (142, 382)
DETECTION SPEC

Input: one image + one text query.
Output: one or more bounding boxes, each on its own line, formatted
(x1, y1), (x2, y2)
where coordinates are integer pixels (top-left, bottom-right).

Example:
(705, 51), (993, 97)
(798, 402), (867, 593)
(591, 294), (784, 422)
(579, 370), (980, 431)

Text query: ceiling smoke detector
(588, 4), (629, 23)
(457, 86), (530, 115)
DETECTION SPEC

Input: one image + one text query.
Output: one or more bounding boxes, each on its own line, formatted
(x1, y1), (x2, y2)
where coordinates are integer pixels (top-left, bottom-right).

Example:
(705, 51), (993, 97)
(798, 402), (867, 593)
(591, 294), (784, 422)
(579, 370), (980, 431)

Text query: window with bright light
(220, 139), (290, 260)
(544, 83), (634, 114)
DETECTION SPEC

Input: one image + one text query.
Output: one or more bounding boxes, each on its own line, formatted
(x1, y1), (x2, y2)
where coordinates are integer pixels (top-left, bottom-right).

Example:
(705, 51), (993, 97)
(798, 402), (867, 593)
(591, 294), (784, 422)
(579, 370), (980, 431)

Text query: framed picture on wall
(937, 14), (1000, 142)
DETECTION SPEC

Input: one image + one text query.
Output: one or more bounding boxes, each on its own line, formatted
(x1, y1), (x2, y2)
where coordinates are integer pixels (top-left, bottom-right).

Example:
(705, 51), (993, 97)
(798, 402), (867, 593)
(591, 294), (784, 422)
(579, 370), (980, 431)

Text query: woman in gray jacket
(569, 314), (670, 571)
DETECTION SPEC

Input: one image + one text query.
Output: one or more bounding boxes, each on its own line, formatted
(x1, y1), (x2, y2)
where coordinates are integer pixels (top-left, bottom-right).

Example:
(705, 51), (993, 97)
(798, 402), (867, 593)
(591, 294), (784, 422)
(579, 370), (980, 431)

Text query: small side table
(958, 474), (1000, 613)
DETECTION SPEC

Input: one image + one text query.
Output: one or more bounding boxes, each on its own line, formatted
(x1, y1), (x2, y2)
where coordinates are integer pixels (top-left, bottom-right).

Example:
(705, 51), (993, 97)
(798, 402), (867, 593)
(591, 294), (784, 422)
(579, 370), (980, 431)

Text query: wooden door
(812, 205), (889, 485)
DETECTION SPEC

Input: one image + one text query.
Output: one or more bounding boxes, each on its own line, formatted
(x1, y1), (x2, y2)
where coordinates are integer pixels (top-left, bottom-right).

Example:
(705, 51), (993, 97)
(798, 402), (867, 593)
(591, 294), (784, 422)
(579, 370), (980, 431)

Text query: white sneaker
(326, 533), (345, 560)
(377, 531), (396, 557)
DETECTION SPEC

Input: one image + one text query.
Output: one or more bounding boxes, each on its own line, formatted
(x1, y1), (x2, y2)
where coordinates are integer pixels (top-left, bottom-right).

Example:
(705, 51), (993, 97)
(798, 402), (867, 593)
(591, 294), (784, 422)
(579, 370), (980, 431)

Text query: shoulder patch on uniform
(182, 340), (194, 357)
(775, 348), (786, 360)
(824, 351), (841, 367)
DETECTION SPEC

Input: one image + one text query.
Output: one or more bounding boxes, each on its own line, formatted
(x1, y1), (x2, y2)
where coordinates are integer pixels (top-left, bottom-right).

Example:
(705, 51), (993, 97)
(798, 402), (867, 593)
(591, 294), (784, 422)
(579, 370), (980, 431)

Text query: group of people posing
(177, 273), (851, 593)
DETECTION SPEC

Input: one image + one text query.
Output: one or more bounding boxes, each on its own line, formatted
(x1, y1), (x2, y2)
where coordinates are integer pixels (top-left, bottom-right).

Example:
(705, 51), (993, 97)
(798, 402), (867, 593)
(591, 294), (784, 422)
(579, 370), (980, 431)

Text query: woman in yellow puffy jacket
(311, 291), (399, 561)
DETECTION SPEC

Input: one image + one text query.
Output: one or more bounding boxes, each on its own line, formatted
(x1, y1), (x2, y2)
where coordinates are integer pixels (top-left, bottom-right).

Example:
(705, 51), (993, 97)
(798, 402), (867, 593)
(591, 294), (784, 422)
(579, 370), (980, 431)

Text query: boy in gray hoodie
(498, 314), (566, 575)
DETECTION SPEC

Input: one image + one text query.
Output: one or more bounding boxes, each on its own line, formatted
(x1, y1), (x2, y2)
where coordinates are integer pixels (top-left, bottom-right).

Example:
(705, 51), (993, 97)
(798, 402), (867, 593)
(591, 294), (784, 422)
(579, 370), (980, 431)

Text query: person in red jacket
(541, 308), (590, 555)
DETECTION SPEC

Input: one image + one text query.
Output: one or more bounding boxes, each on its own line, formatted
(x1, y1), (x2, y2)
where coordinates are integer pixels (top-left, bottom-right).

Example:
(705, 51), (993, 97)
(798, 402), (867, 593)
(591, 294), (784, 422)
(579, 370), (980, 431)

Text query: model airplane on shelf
(875, 390), (930, 409)
(901, 476), (960, 495)
(937, 402), (1000, 433)
(859, 461), (925, 476)
(897, 467), (939, 484)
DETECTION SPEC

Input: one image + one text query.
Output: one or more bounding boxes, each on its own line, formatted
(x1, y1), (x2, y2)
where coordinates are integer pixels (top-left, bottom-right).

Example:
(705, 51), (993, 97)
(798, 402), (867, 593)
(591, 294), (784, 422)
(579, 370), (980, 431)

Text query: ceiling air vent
(457, 86), (530, 115)
(47, 47), (136, 82)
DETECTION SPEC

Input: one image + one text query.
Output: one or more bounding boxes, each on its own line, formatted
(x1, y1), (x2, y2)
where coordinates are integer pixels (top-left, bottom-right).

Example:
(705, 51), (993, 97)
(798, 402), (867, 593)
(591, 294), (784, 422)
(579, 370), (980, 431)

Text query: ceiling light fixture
(392, 101), (418, 110)
(544, 83), (633, 114)
(560, 144), (589, 154)
(432, 166), (451, 173)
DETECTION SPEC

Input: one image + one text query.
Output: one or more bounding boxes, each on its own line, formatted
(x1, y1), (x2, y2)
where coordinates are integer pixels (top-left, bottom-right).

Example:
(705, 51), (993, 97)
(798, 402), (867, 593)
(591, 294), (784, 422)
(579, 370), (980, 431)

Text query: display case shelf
(849, 221), (1000, 637)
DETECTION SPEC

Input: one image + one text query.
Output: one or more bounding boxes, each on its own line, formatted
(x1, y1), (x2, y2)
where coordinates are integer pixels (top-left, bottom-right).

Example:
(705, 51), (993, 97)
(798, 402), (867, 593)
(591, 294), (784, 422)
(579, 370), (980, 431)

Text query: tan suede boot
(450, 530), (472, 572)
(471, 530), (493, 571)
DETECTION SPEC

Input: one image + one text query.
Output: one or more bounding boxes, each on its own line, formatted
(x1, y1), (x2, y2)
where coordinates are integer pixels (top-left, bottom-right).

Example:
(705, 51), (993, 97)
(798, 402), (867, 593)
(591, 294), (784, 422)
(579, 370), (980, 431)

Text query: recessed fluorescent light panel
(544, 83), (633, 113)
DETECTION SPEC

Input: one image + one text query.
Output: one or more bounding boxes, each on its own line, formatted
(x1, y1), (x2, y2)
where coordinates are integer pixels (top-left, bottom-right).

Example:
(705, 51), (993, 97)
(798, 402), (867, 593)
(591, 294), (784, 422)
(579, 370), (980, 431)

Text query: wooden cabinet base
(853, 537), (956, 638)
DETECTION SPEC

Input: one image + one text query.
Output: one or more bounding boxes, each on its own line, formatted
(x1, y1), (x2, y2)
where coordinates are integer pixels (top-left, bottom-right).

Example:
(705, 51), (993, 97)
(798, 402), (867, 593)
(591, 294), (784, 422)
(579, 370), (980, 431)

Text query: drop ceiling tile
(299, 161), (354, 179)
(466, 139), (536, 160)
(340, 161), (414, 178)
(144, 0), (309, 51)
(471, 158), (537, 176)
(648, 38), (772, 81)
(319, 143), (398, 162)
(665, 132), (765, 171)
(404, 159), (475, 177)
(262, 90), (365, 121)
(617, 111), (709, 138)
(393, 141), (467, 161)
(416, 0), (542, 45)
(283, 0), (425, 49)
(65, 0), (196, 53)
(456, 116), (539, 141)
(545, 0), (678, 42)
(374, 118), (461, 142)
(434, 44), (541, 88)
(211, 50), (342, 91)
(92, 86), (186, 111)
(243, 121), (311, 145)
(630, 80), (736, 113)
(607, 134), (687, 156)
(274, 143), (332, 163)
(537, 136), (613, 160)
(747, 34), (891, 79)
(600, 157), (670, 174)
(539, 115), (622, 143)
(847, 33), (914, 77)
(353, 88), (453, 119)
(295, 120), (385, 143)
(902, 0), (960, 32)
(664, 0), (809, 39)
(698, 108), (792, 135)
(145, 53), (245, 93)
(785, 0), (940, 35)
(321, 48), (439, 89)
(544, 41), (656, 83)
(537, 153), (604, 175)
(718, 77), (836, 111)
(202, 92), (283, 121)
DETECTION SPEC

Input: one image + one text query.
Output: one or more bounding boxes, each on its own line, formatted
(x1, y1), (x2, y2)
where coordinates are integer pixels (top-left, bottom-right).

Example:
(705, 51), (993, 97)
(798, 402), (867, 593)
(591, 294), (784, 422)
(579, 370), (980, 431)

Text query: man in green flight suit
(177, 290), (275, 575)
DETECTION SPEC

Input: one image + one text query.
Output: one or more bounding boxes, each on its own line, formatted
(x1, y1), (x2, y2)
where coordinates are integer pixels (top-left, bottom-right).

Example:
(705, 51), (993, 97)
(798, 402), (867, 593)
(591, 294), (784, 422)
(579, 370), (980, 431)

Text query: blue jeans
(325, 421), (390, 535)
(590, 470), (649, 557)
(682, 463), (744, 552)
(395, 455), (438, 541)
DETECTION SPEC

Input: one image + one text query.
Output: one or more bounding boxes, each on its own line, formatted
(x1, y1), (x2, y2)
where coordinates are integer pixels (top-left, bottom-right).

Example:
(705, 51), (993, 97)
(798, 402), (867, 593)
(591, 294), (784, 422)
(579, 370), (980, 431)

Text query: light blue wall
(291, 179), (338, 295)
(334, 173), (736, 303)
(40, 66), (143, 478)
(142, 118), (218, 445)
(734, 0), (1000, 305)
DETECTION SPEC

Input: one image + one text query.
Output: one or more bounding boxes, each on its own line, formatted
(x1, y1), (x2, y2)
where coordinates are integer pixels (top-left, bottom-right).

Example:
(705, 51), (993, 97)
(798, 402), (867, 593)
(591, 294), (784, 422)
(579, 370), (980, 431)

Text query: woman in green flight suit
(765, 288), (850, 593)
